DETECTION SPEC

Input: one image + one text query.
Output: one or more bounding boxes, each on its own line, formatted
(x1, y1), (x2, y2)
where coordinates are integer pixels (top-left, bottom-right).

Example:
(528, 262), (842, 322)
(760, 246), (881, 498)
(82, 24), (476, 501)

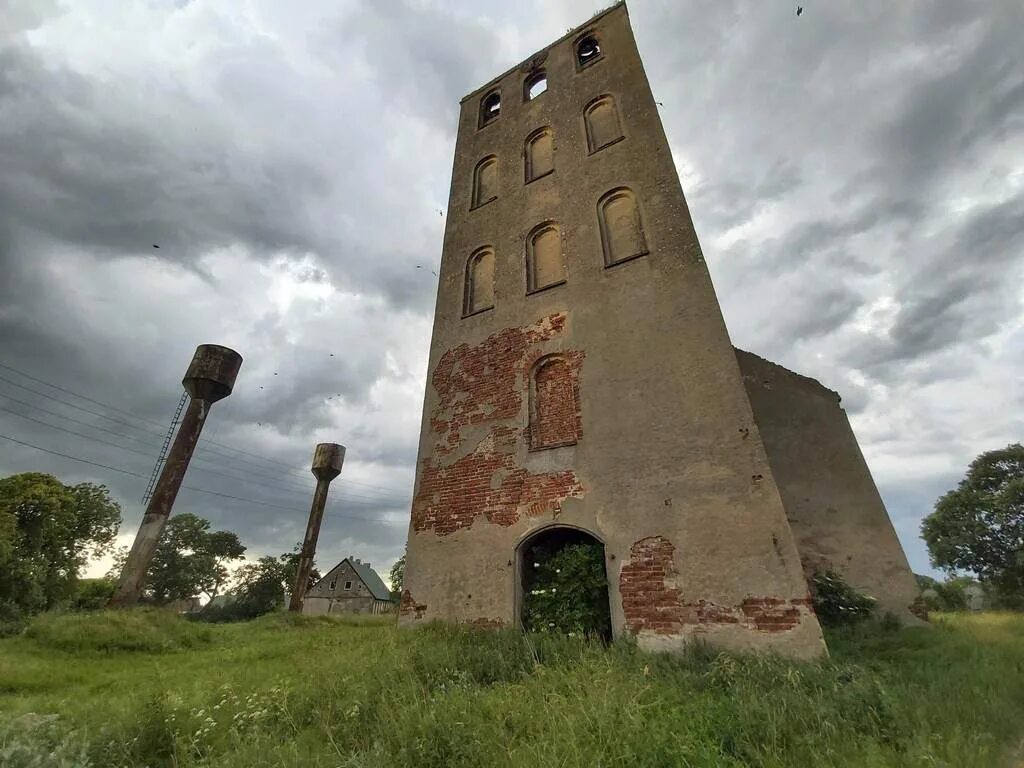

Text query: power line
(0, 432), (407, 524)
(0, 360), (169, 429)
(0, 362), (413, 496)
(0, 408), (407, 508)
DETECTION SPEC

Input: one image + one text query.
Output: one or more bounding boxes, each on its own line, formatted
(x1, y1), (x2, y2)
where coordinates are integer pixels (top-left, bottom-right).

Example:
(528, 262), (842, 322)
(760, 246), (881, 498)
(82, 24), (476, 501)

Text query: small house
(303, 557), (395, 616)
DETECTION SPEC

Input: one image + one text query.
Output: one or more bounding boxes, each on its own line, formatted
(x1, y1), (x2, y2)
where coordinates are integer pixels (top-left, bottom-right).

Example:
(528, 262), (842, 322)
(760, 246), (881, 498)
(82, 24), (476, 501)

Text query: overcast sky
(1, 0), (1022, 585)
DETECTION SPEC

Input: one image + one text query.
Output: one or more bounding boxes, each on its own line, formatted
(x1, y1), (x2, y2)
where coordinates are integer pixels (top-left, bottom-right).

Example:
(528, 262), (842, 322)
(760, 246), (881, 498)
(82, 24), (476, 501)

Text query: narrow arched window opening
(471, 156), (498, 209)
(598, 187), (648, 267)
(584, 95), (624, 154)
(525, 127), (554, 183)
(525, 71), (547, 101)
(530, 354), (581, 450)
(464, 247), (495, 316)
(526, 222), (565, 293)
(480, 91), (501, 127)
(576, 35), (602, 68)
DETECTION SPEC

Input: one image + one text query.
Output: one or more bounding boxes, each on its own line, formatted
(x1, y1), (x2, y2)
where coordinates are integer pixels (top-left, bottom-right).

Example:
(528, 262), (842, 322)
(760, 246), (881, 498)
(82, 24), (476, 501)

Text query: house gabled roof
(310, 557), (393, 602)
(349, 560), (393, 601)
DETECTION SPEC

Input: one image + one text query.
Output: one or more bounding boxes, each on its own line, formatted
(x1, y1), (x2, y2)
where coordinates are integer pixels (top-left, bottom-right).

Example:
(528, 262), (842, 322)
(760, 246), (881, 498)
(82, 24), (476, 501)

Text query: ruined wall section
(735, 349), (921, 621)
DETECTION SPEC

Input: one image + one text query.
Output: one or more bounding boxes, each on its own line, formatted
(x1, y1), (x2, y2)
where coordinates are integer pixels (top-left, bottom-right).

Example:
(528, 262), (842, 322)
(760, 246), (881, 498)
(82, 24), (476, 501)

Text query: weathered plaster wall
(401, 3), (825, 658)
(735, 349), (921, 621)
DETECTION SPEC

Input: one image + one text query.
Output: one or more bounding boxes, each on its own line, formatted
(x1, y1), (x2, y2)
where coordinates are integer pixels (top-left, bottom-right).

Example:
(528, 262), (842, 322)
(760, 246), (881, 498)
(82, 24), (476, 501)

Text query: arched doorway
(517, 525), (612, 640)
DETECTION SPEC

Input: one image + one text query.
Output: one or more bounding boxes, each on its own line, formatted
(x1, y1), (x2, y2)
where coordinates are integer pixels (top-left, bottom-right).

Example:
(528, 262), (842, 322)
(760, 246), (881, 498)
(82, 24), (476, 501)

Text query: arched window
(524, 71), (547, 101)
(598, 187), (648, 266)
(479, 90), (501, 127)
(524, 127), (554, 183)
(471, 156), (498, 209)
(530, 355), (581, 450)
(526, 222), (565, 292)
(584, 95), (623, 154)
(576, 34), (602, 68)
(464, 247), (495, 316)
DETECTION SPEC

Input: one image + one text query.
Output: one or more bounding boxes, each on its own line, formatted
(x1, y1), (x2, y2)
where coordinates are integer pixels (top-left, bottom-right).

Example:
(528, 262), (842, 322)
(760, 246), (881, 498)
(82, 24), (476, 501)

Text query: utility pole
(109, 344), (242, 607)
(289, 442), (345, 613)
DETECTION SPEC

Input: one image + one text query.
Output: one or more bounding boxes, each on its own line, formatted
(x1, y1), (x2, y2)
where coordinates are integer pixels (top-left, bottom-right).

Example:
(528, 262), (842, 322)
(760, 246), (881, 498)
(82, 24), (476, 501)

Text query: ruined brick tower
(400, 3), (918, 657)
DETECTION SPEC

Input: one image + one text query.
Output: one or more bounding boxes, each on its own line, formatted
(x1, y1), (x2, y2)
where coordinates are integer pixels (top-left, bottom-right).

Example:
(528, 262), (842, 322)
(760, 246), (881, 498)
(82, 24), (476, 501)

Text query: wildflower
(551, 588), (557, 593)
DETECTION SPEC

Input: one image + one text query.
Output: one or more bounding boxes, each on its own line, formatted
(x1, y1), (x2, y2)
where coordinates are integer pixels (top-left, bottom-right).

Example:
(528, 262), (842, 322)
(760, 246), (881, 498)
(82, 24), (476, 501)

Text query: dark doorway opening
(519, 526), (611, 641)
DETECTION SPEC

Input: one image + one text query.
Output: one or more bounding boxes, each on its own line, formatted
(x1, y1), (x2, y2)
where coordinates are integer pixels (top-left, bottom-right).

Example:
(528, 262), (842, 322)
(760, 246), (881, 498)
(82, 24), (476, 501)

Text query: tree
(111, 513), (244, 604)
(921, 444), (1024, 608)
(0, 472), (121, 625)
(389, 550), (406, 598)
(196, 548), (318, 621)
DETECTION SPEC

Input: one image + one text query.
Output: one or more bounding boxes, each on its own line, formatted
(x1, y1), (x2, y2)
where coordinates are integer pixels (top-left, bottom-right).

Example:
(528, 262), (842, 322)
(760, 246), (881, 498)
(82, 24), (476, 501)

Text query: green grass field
(1, 610), (1021, 767)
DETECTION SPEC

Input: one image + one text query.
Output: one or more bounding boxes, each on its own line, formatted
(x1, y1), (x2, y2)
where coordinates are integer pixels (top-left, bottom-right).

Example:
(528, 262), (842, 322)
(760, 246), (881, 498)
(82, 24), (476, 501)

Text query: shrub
(810, 570), (876, 626)
(522, 541), (611, 638)
(24, 608), (212, 653)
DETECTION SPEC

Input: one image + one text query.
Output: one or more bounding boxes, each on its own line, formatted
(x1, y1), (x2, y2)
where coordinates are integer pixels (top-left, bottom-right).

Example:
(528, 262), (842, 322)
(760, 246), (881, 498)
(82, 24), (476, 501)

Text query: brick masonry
(411, 314), (586, 536)
(620, 536), (812, 634)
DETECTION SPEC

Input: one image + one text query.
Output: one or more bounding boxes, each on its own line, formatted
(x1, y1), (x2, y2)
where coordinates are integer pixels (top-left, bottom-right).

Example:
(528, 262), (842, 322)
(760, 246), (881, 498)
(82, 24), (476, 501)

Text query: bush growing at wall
(810, 570), (877, 626)
(522, 541), (611, 638)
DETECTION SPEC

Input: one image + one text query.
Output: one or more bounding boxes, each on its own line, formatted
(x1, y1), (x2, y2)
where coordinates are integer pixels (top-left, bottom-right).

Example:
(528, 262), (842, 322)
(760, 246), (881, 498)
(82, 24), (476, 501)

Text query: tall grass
(0, 611), (1021, 767)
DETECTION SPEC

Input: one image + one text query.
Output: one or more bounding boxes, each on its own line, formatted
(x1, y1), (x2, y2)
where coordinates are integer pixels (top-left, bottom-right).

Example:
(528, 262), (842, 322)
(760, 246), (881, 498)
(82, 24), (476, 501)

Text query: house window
(464, 246), (496, 316)
(598, 187), (648, 266)
(584, 95), (623, 154)
(530, 355), (581, 450)
(480, 90), (501, 127)
(471, 156), (498, 209)
(344, 580), (353, 590)
(525, 71), (547, 100)
(576, 35), (602, 68)
(329, 579), (337, 590)
(524, 127), (554, 183)
(526, 222), (565, 293)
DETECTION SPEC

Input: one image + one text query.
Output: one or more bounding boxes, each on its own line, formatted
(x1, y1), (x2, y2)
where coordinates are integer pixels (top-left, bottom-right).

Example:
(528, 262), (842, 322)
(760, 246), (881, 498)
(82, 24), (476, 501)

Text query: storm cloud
(1, 1), (1022, 580)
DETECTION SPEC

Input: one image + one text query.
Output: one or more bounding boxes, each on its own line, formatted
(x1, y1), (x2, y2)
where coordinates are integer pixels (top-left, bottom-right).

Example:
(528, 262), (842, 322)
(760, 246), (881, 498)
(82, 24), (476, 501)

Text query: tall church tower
(401, 2), (827, 658)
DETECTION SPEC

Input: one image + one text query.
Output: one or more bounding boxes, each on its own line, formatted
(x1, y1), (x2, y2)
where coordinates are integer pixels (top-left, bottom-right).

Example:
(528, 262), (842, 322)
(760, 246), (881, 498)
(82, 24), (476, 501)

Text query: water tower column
(109, 344), (242, 608)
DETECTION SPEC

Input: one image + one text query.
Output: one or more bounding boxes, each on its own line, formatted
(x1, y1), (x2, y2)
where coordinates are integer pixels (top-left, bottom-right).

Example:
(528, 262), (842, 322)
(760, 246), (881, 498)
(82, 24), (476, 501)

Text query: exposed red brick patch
(530, 352), (585, 450)
(620, 537), (812, 635)
(412, 314), (585, 536)
(399, 590), (427, 620)
(431, 313), (568, 454)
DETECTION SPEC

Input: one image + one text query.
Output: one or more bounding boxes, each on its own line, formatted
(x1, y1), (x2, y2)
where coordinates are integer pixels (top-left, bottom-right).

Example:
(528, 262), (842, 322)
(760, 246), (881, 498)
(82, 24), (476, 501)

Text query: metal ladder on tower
(141, 391), (189, 504)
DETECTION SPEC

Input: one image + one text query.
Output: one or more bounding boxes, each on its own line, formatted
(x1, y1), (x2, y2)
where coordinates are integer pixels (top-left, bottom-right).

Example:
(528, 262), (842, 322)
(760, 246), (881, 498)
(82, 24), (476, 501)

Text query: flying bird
(152, 244), (159, 249)
(330, 353), (334, 357)
(796, 6), (803, 16)
(438, 210), (444, 216)
(656, 101), (664, 107)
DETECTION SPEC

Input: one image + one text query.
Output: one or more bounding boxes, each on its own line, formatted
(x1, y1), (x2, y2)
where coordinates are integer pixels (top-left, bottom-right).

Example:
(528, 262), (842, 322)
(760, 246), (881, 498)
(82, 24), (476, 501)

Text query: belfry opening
(518, 526), (612, 641)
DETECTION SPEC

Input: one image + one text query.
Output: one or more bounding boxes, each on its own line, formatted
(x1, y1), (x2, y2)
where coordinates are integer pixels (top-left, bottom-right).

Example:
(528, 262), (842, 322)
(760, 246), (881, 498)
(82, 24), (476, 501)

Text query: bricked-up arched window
(525, 127), (554, 183)
(464, 247), (495, 316)
(530, 355), (582, 450)
(584, 95), (623, 154)
(526, 222), (565, 293)
(472, 156), (498, 209)
(598, 187), (648, 267)
(480, 90), (501, 127)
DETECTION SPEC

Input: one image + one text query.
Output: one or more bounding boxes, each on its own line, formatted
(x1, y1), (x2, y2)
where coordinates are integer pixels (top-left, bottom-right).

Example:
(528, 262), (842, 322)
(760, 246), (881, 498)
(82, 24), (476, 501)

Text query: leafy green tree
(522, 542), (611, 639)
(389, 550), (406, 598)
(921, 444), (1024, 608)
(112, 513), (244, 604)
(70, 577), (116, 611)
(0, 472), (121, 625)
